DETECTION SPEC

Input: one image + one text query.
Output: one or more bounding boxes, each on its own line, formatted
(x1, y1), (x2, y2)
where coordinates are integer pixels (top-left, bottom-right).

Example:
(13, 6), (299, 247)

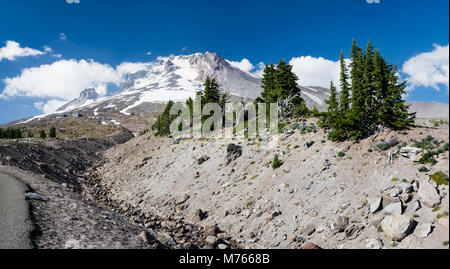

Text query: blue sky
(0, 0), (448, 124)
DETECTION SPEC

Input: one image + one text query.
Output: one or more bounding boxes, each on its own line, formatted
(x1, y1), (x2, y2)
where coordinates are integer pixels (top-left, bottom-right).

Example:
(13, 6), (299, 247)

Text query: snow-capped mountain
(56, 88), (100, 112)
(68, 52), (264, 116)
(15, 52), (338, 124)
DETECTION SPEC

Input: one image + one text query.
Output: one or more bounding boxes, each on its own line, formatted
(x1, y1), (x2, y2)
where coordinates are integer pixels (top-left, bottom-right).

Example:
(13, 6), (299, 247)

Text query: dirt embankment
(0, 128), (134, 193)
(0, 128), (175, 249)
(94, 119), (449, 249)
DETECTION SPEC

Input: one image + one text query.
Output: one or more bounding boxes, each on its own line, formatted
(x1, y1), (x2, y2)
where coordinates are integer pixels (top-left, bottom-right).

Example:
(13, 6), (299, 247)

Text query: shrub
(430, 171), (449, 186)
(377, 138), (399, 151)
(338, 151), (346, 157)
(49, 127), (56, 138)
(419, 152), (438, 166)
(272, 154), (283, 169)
(39, 130), (46, 139)
(418, 166), (429, 172)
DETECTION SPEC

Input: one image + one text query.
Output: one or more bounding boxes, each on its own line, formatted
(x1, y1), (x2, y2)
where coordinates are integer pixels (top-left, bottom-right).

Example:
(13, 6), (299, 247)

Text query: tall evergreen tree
(339, 50), (350, 114)
(362, 40), (377, 131)
(325, 81), (339, 128)
(274, 59), (300, 102)
(348, 39), (365, 139)
(202, 76), (220, 104)
(373, 49), (390, 125)
(261, 63), (277, 103)
(385, 65), (415, 129)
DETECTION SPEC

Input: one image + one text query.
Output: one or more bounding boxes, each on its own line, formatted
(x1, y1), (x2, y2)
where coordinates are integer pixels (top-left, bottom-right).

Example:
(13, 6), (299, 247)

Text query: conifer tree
(348, 39), (365, 139)
(274, 59), (300, 102)
(362, 40), (377, 131)
(325, 81), (339, 128)
(49, 127), (56, 138)
(385, 65), (415, 129)
(40, 130), (47, 139)
(261, 63), (277, 103)
(339, 50), (350, 114)
(203, 76), (220, 104)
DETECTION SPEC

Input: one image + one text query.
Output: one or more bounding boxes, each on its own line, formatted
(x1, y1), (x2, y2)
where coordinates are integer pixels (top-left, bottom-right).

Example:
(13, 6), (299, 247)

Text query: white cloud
(289, 56), (350, 90)
(1, 59), (151, 113)
(401, 44), (449, 91)
(59, 33), (67, 40)
(0, 41), (46, 61)
(52, 54), (62, 58)
(66, 0), (80, 4)
(229, 58), (255, 73)
(253, 62), (266, 77)
(34, 99), (68, 114)
(145, 51), (152, 55)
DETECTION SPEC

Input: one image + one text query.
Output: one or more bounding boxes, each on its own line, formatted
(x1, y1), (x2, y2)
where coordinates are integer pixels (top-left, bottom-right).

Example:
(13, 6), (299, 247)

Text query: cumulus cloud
(229, 58), (255, 73)
(1, 59), (151, 112)
(34, 99), (68, 114)
(289, 56), (350, 90)
(401, 44), (449, 91)
(59, 33), (67, 40)
(0, 41), (47, 61)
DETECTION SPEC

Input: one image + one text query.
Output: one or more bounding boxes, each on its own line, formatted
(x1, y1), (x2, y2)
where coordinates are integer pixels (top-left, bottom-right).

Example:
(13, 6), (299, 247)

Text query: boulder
(417, 181), (441, 208)
(196, 209), (208, 221)
(301, 224), (316, 236)
(226, 144), (242, 164)
(369, 197), (383, 213)
(381, 215), (414, 241)
(382, 202), (403, 215)
(205, 235), (218, 245)
(399, 182), (413, 194)
(413, 223), (432, 238)
(411, 200), (421, 212)
(197, 155), (210, 165)
(365, 238), (383, 249)
(300, 242), (321, 249)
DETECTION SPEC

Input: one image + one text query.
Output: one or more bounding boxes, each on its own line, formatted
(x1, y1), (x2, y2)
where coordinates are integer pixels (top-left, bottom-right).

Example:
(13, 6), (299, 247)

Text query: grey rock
(205, 235), (218, 245)
(412, 200), (421, 212)
(365, 238), (383, 249)
(418, 181), (441, 208)
(301, 224), (316, 236)
(383, 202), (403, 215)
(399, 182), (413, 194)
(381, 215), (414, 241)
(369, 197), (383, 213)
(414, 223), (433, 239)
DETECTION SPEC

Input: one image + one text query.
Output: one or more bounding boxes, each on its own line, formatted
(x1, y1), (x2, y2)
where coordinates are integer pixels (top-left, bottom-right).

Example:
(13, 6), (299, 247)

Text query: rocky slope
(93, 121), (449, 249)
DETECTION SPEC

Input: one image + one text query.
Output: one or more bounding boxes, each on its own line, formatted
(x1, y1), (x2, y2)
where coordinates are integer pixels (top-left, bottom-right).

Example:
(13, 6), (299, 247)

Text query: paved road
(0, 172), (33, 249)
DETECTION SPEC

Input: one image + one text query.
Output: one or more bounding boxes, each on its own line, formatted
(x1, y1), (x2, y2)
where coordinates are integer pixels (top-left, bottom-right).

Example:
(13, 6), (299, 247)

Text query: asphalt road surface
(0, 172), (33, 249)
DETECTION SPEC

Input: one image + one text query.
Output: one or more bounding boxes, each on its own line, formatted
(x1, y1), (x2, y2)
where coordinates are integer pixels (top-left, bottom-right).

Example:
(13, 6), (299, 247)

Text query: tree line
(0, 127), (57, 139)
(152, 39), (414, 141)
(319, 40), (415, 141)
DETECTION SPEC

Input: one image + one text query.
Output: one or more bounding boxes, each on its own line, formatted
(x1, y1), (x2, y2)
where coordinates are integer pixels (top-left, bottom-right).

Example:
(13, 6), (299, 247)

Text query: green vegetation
(49, 127), (56, 138)
(0, 127), (22, 139)
(260, 60), (305, 118)
(418, 166), (429, 172)
(39, 130), (47, 139)
(430, 171), (449, 186)
(272, 154), (283, 169)
(320, 40), (414, 141)
(152, 100), (177, 136)
(338, 151), (346, 157)
(419, 151), (438, 166)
